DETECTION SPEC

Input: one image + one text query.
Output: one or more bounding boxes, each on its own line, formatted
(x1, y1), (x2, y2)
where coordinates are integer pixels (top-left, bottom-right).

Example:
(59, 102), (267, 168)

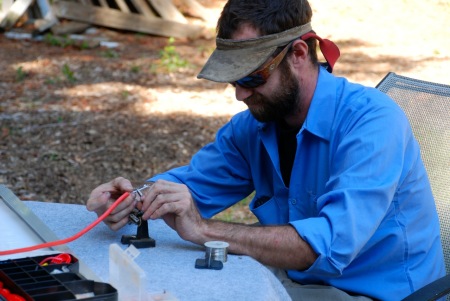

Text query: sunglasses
(232, 41), (293, 89)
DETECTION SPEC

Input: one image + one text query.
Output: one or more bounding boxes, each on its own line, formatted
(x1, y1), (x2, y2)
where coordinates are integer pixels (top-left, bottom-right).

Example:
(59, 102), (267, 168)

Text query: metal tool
(132, 183), (153, 202)
(121, 183), (156, 249)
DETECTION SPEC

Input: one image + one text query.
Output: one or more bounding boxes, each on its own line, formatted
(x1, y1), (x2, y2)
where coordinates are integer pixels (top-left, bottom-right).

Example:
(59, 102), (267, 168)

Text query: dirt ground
(1, 0), (449, 222)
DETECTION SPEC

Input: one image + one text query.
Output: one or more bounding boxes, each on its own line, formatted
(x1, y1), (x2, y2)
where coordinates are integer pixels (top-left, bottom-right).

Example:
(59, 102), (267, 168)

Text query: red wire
(38, 253), (72, 265)
(0, 192), (130, 256)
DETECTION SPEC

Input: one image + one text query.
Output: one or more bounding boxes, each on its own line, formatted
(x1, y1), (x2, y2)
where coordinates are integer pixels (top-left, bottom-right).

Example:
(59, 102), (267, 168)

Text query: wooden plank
(52, 1), (205, 39)
(1, 0), (14, 21)
(98, 0), (109, 8)
(114, 0), (131, 13)
(36, 0), (54, 19)
(176, 0), (209, 21)
(35, 0), (58, 32)
(147, 0), (187, 24)
(0, 0), (34, 30)
(129, 0), (156, 18)
(35, 17), (59, 32)
(1, 0), (14, 15)
(51, 20), (91, 35)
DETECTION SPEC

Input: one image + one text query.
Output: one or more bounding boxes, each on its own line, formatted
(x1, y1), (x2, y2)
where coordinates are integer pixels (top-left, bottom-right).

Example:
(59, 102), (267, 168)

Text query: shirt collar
(302, 66), (337, 141)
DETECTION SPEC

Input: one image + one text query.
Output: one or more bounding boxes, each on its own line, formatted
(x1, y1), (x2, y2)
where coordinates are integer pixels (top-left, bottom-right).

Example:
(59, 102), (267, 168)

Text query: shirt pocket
(249, 195), (288, 225)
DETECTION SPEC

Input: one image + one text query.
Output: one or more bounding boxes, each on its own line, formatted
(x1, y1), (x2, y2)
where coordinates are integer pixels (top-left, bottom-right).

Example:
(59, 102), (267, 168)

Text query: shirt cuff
(290, 217), (344, 277)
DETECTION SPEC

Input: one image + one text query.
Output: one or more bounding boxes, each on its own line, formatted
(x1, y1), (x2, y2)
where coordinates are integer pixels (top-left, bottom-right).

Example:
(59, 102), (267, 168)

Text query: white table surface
(18, 201), (291, 301)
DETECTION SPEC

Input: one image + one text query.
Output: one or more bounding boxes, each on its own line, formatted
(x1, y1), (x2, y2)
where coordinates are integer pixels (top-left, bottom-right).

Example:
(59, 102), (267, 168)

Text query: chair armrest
(402, 274), (450, 301)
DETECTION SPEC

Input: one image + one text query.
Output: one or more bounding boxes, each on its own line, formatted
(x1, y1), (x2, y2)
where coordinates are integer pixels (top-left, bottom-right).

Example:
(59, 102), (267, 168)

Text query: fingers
(143, 192), (183, 220)
(86, 191), (111, 212)
(86, 177), (133, 212)
(138, 180), (205, 243)
(111, 177), (134, 192)
(106, 218), (130, 231)
(103, 199), (136, 231)
(86, 177), (135, 231)
(140, 180), (192, 220)
(108, 192), (136, 216)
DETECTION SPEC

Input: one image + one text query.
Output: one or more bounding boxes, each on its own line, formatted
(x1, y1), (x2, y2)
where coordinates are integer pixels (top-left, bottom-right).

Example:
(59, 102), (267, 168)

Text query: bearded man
(86, 1), (445, 299)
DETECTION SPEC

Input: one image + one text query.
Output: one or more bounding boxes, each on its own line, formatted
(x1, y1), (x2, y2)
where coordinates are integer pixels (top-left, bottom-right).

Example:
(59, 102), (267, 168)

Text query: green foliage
(121, 90), (130, 98)
(44, 33), (74, 48)
(43, 151), (61, 161)
(79, 41), (91, 50)
(15, 66), (27, 82)
(156, 37), (190, 72)
(130, 65), (140, 73)
(44, 77), (60, 85)
(101, 49), (120, 58)
(62, 64), (76, 83)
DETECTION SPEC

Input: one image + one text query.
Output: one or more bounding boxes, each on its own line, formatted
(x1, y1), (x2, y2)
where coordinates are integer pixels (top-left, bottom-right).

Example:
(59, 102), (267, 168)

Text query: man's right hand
(86, 177), (136, 231)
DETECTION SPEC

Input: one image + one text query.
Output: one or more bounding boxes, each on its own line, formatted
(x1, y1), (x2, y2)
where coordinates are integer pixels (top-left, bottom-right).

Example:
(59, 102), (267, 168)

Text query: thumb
(86, 191), (111, 212)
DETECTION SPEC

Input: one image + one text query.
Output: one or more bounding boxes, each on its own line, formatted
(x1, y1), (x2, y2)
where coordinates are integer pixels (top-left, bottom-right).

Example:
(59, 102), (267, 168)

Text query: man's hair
(217, 0), (318, 64)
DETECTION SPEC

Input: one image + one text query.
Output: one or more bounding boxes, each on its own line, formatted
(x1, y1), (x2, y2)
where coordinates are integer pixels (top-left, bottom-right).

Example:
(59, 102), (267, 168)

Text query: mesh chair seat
(376, 73), (450, 300)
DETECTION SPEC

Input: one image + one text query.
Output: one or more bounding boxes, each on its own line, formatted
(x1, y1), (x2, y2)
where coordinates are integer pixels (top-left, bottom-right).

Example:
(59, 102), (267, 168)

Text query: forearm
(199, 219), (317, 270)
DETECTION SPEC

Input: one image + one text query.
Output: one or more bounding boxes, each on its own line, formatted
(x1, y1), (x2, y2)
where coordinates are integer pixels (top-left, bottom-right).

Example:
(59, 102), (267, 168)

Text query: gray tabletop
(22, 201), (291, 301)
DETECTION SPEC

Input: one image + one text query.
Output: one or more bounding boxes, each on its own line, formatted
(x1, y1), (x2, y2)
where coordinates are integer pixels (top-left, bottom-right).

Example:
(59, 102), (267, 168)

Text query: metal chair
(376, 73), (450, 300)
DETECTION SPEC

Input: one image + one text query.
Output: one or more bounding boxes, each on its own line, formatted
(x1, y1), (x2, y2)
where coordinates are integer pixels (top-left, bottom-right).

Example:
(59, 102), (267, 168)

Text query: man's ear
(291, 39), (309, 65)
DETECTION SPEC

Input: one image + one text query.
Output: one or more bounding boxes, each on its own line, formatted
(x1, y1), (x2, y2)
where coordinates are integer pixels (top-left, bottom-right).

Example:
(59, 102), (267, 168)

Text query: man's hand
(86, 177), (136, 231)
(137, 180), (206, 244)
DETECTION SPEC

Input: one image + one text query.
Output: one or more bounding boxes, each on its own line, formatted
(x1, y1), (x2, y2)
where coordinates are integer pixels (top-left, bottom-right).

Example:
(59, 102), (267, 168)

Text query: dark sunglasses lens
(235, 74), (266, 88)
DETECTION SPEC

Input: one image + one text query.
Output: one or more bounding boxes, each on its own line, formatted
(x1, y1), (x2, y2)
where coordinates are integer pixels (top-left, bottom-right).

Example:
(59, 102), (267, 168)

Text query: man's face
(231, 23), (302, 124)
(243, 63), (300, 123)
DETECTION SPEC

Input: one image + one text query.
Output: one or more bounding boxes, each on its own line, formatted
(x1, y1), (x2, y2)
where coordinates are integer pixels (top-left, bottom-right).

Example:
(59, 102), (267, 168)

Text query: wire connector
(132, 183), (152, 202)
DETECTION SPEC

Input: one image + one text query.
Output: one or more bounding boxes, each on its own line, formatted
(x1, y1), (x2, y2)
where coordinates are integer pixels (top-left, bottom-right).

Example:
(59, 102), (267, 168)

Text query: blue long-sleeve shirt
(150, 67), (445, 300)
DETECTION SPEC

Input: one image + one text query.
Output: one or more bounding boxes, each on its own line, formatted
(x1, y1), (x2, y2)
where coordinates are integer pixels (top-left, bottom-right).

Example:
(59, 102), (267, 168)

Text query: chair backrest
(376, 73), (450, 274)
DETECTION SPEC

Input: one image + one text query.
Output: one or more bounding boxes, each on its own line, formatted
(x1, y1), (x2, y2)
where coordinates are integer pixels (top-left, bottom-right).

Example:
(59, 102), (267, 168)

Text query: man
(86, 0), (445, 299)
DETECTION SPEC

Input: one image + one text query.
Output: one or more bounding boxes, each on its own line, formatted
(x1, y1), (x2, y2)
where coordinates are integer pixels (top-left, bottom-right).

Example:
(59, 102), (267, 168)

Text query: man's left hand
(137, 179), (206, 244)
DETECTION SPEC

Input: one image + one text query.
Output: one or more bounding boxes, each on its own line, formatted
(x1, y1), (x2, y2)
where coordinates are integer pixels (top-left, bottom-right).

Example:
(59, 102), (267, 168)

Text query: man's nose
(235, 85), (253, 101)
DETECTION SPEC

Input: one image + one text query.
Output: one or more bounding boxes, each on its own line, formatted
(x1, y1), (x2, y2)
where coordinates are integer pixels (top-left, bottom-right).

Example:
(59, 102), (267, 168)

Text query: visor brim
(197, 23), (313, 83)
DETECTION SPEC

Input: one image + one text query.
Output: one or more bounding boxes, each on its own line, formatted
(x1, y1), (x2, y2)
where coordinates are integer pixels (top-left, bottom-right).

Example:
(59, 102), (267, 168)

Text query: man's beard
(245, 67), (300, 123)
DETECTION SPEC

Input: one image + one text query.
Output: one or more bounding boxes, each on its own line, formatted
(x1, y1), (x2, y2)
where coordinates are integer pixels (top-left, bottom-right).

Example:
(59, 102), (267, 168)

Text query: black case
(0, 254), (117, 301)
